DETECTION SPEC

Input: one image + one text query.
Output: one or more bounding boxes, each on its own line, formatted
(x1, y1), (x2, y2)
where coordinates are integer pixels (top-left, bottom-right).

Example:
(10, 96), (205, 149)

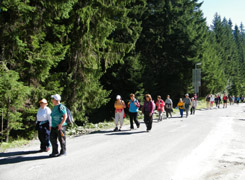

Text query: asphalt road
(1, 103), (245, 180)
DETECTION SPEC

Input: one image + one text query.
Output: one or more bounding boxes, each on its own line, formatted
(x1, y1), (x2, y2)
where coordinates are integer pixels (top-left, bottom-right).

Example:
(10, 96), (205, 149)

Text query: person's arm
(47, 108), (52, 130)
(58, 113), (67, 130)
(149, 101), (154, 116)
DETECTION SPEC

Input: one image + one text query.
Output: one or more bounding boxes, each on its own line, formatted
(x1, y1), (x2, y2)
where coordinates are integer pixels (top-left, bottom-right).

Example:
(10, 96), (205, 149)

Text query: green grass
(0, 138), (29, 152)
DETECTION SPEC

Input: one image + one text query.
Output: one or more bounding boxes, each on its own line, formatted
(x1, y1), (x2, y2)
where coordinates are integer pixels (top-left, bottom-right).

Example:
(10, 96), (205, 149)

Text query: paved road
(1, 104), (245, 180)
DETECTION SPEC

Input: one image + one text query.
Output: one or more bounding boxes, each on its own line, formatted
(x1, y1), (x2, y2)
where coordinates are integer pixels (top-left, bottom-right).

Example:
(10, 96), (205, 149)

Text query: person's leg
(114, 113), (119, 130)
(50, 127), (59, 155)
(58, 126), (66, 155)
(43, 122), (50, 150)
(129, 112), (134, 129)
(133, 112), (140, 128)
(38, 124), (46, 151)
(179, 109), (182, 117)
(144, 112), (150, 131)
(186, 108), (189, 117)
(119, 111), (124, 129)
(148, 115), (153, 130)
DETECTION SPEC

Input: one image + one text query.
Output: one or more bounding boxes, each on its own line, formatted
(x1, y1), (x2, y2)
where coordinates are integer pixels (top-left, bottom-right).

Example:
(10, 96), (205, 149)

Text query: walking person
(241, 95), (244, 103)
(128, 93), (140, 130)
(36, 99), (51, 152)
(190, 97), (196, 115)
(223, 94), (228, 108)
(236, 96), (240, 105)
(50, 94), (67, 157)
(177, 98), (185, 118)
(214, 94), (221, 108)
(228, 95), (232, 105)
(205, 94), (211, 109)
(142, 94), (154, 132)
(156, 96), (165, 121)
(165, 95), (173, 118)
(184, 94), (191, 118)
(210, 94), (215, 108)
(114, 95), (126, 131)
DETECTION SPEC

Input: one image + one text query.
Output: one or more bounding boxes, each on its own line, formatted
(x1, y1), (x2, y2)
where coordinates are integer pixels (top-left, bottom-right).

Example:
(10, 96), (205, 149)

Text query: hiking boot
(137, 124), (140, 128)
(49, 153), (59, 157)
(59, 152), (67, 157)
(113, 127), (118, 132)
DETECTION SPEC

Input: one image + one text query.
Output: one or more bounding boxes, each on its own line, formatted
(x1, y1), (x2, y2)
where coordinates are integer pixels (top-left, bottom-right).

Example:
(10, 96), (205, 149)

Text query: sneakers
(59, 152), (67, 157)
(137, 124), (140, 128)
(113, 127), (118, 132)
(45, 147), (50, 152)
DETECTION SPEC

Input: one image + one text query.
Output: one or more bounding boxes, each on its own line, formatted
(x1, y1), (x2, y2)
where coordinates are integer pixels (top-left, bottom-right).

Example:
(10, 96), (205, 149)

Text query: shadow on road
(0, 150), (41, 158)
(106, 131), (146, 136)
(0, 155), (49, 165)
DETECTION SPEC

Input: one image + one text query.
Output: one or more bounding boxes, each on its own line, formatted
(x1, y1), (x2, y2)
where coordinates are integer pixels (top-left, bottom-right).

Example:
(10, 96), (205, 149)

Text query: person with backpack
(165, 95), (173, 118)
(177, 98), (185, 118)
(128, 93), (140, 130)
(223, 94), (228, 108)
(36, 99), (51, 152)
(156, 96), (165, 121)
(142, 94), (154, 132)
(114, 95), (126, 132)
(190, 97), (196, 115)
(184, 94), (191, 118)
(215, 94), (221, 108)
(49, 94), (67, 157)
(210, 94), (215, 108)
(206, 94), (211, 109)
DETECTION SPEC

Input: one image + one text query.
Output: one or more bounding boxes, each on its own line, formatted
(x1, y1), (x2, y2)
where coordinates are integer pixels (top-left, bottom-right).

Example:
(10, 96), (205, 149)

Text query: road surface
(1, 104), (245, 180)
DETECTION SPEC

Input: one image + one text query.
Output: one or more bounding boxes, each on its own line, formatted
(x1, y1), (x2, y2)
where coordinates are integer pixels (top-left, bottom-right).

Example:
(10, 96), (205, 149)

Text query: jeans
(179, 109), (184, 117)
(191, 107), (195, 114)
(129, 112), (140, 129)
(37, 122), (50, 150)
(50, 126), (66, 155)
(144, 112), (153, 131)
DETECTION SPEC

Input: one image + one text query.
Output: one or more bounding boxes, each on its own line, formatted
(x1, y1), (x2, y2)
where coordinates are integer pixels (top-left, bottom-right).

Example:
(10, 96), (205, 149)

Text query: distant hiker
(177, 98), (185, 118)
(156, 96), (165, 121)
(223, 94), (228, 108)
(50, 94), (67, 157)
(236, 96), (240, 105)
(190, 97), (196, 115)
(214, 94), (221, 108)
(114, 95), (126, 131)
(36, 99), (51, 152)
(142, 94), (154, 132)
(228, 95), (232, 105)
(210, 94), (214, 108)
(194, 94), (198, 108)
(205, 94), (211, 109)
(232, 95), (235, 105)
(184, 94), (191, 118)
(241, 95), (244, 103)
(128, 93), (140, 130)
(165, 95), (173, 118)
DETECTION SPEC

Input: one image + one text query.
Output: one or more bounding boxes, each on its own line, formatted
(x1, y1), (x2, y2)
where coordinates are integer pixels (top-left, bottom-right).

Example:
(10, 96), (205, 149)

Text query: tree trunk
(6, 97), (10, 143)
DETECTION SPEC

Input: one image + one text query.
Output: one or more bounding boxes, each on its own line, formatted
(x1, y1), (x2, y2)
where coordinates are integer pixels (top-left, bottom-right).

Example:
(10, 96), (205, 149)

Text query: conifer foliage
(0, 0), (244, 141)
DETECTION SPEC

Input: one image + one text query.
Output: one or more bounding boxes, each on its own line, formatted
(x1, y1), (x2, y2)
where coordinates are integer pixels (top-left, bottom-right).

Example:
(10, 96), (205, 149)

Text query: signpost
(192, 63), (202, 94)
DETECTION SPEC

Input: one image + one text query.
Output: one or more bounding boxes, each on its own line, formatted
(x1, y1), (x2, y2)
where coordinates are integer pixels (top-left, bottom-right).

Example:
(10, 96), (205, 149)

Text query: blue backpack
(58, 104), (74, 124)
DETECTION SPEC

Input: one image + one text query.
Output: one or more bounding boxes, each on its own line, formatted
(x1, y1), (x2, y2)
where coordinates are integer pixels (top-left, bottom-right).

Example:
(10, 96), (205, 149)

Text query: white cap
(39, 98), (48, 104)
(116, 95), (121, 100)
(185, 93), (189, 96)
(51, 94), (61, 101)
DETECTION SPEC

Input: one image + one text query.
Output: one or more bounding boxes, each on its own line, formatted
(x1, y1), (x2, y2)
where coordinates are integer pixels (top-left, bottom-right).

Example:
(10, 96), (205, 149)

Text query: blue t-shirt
(129, 99), (139, 113)
(51, 104), (67, 127)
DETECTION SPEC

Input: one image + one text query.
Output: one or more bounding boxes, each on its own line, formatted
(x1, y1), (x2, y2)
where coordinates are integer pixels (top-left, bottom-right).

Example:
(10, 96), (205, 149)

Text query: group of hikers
(114, 93), (198, 133)
(205, 93), (244, 109)
(36, 94), (67, 157)
(36, 92), (243, 158)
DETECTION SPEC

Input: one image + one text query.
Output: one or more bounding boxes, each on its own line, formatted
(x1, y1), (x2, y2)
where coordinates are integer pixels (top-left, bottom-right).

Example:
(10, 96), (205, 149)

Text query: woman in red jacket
(156, 96), (165, 121)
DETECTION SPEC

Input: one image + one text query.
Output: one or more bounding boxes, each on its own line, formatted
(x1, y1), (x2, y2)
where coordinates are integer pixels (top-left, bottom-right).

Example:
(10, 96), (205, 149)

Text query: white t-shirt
(36, 106), (52, 127)
(210, 97), (215, 102)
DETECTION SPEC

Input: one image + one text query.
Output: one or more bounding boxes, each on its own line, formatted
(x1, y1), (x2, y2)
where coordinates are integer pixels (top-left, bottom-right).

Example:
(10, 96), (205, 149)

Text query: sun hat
(39, 99), (48, 104)
(51, 94), (61, 101)
(116, 95), (121, 100)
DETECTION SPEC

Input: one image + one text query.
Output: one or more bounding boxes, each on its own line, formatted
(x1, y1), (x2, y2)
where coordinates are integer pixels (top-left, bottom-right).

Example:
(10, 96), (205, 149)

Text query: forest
(0, 0), (245, 142)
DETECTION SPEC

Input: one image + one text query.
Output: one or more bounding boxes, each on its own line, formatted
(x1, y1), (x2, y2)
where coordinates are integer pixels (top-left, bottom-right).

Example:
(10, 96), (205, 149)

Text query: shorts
(224, 100), (227, 103)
